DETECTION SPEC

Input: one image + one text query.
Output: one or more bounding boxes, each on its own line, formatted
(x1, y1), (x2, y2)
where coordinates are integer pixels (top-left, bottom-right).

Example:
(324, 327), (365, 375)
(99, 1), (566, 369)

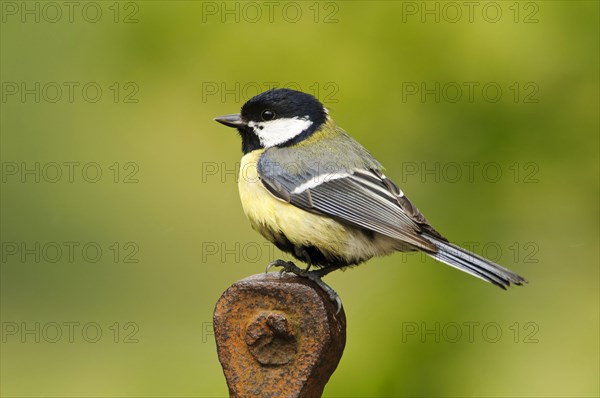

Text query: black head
(214, 88), (328, 154)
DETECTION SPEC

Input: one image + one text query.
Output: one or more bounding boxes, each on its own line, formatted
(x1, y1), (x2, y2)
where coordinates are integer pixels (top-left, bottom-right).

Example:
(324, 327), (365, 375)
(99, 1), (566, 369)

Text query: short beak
(214, 113), (246, 128)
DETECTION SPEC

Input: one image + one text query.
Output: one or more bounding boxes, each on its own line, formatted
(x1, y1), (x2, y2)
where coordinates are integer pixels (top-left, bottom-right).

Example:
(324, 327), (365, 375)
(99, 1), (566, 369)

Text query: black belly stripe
(264, 224), (375, 268)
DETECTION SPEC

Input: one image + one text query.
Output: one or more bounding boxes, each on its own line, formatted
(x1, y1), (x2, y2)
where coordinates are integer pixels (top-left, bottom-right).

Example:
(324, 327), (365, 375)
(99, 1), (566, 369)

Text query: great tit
(214, 88), (526, 306)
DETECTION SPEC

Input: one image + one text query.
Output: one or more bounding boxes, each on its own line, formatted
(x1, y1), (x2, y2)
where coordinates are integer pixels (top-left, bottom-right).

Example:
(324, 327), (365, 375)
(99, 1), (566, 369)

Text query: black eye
(261, 109), (275, 121)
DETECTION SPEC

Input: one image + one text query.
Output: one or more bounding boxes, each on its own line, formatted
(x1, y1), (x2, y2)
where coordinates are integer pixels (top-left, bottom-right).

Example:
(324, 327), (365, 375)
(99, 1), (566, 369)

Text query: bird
(214, 88), (526, 309)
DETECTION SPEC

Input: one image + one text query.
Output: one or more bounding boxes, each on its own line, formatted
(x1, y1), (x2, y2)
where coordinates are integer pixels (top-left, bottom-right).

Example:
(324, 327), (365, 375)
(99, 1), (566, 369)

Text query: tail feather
(422, 233), (527, 289)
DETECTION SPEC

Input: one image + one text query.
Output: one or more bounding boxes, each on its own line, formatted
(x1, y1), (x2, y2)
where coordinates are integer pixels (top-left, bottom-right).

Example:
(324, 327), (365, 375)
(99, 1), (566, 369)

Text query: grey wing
(258, 162), (442, 253)
(258, 152), (527, 289)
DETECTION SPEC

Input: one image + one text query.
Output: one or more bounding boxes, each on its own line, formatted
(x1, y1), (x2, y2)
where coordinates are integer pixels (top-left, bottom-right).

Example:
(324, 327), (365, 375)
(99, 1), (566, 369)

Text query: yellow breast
(237, 150), (400, 264)
(238, 150), (343, 248)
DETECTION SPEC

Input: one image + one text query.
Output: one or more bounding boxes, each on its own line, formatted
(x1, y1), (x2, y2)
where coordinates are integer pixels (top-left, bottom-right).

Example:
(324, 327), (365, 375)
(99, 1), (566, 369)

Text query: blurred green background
(1, 1), (598, 397)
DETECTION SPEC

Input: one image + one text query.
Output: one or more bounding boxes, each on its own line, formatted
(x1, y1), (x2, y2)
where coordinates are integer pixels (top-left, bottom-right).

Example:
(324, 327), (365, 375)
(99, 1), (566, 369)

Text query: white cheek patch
(249, 117), (313, 148)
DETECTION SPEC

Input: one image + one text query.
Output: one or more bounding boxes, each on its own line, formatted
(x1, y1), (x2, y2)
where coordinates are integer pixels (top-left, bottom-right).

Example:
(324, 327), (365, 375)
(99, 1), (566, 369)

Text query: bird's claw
(266, 259), (342, 314)
(266, 259), (301, 274)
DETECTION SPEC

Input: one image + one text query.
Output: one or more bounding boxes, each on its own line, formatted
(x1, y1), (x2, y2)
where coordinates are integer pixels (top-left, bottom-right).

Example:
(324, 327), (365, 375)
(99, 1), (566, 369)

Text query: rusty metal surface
(213, 273), (346, 398)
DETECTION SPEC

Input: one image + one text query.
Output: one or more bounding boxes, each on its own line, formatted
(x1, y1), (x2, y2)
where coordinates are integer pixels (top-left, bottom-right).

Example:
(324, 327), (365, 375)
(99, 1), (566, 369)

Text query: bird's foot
(266, 259), (304, 275)
(266, 260), (342, 314)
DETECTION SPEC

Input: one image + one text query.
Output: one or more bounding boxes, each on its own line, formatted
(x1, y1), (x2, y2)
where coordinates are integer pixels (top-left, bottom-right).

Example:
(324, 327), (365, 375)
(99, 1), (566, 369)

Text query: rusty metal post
(213, 273), (346, 398)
